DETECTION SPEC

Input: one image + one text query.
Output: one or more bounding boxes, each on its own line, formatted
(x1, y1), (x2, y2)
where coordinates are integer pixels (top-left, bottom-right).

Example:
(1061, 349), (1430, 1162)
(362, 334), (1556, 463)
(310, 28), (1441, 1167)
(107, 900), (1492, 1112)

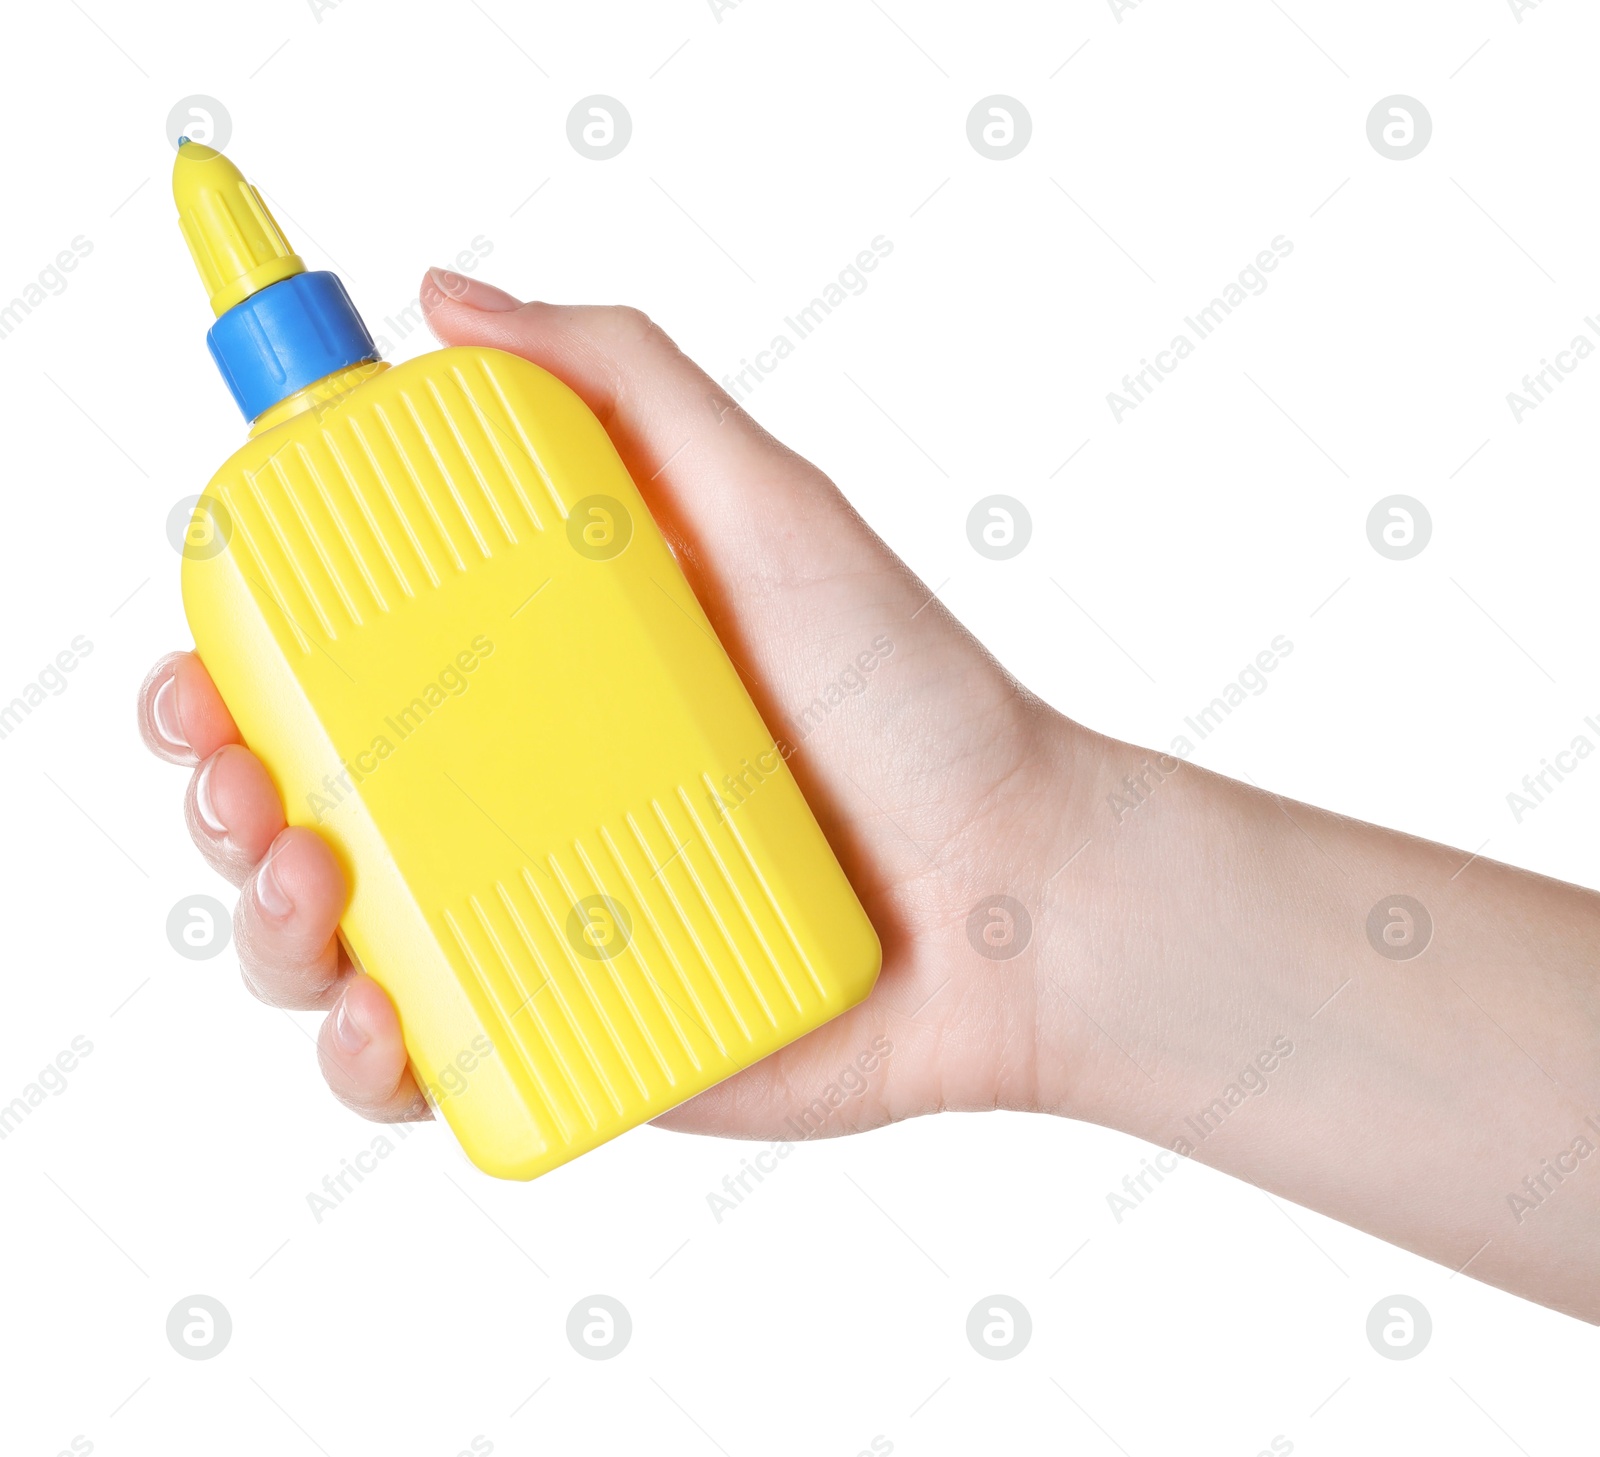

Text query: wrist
(1015, 717), (1122, 1122)
(967, 710), (1141, 1122)
(1021, 718), (1226, 1131)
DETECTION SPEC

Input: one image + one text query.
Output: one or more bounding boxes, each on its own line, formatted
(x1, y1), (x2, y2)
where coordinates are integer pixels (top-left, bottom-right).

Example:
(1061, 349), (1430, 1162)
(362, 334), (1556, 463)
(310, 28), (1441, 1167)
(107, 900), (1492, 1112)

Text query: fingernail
(255, 846), (294, 920)
(193, 755), (227, 836)
(151, 673), (191, 757)
(426, 266), (522, 312)
(331, 994), (370, 1055)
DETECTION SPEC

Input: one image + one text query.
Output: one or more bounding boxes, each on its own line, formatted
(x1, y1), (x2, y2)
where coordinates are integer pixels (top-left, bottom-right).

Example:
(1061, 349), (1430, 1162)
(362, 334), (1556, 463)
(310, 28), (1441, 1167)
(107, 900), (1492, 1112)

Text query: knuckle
(236, 925), (338, 1010)
(239, 959), (310, 1010)
(321, 1052), (430, 1123)
(366, 1092), (433, 1124)
(598, 303), (665, 351)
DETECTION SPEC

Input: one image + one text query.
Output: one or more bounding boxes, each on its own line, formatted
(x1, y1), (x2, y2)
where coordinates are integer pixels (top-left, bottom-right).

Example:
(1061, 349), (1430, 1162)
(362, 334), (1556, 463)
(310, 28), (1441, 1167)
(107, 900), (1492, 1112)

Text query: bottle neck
(248, 359), (390, 437)
(206, 269), (379, 425)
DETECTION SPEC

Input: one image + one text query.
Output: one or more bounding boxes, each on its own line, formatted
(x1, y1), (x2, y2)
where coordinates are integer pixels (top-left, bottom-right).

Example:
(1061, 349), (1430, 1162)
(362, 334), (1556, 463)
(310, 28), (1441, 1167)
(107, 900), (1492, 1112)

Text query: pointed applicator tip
(173, 140), (305, 316)
(172, 138), (223, 176)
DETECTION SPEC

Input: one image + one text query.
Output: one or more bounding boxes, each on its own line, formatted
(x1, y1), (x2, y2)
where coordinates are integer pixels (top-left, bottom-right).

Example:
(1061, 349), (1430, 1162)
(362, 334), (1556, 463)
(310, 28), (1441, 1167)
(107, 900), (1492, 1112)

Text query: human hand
(138, 270), (1600, 1322)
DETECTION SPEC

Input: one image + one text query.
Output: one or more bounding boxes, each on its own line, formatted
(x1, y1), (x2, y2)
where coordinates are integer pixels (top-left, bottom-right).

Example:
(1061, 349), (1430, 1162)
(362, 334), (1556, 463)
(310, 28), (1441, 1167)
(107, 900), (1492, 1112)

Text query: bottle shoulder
(182, 341), (618, 615)
(210, 345), (583, 479)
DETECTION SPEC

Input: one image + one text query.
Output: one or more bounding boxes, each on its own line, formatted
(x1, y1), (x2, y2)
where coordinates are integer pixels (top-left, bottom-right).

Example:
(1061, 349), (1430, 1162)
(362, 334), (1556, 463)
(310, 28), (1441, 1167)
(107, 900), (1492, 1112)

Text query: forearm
(1037, 724), (1600, 1323)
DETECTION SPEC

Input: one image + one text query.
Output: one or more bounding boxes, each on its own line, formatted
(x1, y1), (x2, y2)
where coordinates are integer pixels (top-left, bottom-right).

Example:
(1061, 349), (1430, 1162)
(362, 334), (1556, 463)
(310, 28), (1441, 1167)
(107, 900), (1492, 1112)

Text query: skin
(139, 270), (1600, 1323)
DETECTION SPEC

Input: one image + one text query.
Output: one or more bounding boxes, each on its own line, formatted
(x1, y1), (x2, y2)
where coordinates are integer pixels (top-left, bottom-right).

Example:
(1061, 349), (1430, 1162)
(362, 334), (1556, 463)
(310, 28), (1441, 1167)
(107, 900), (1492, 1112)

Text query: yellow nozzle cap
(173, 139), (305, 316)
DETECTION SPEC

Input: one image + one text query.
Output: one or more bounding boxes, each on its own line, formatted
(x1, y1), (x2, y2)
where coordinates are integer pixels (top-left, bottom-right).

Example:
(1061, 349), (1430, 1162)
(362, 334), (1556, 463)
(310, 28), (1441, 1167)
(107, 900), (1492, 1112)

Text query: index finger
(138, 651), (241, 765)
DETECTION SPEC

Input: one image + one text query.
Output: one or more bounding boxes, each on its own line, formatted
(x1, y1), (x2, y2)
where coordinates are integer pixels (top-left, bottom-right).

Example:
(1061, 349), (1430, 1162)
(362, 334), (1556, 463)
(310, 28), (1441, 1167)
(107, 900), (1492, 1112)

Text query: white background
(2, 0), (1598, 1453)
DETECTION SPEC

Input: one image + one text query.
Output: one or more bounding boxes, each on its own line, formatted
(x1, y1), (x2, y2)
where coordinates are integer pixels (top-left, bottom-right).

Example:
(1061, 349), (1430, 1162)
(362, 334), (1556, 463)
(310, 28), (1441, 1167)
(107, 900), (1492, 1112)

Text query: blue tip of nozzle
(177, 136), (190, 146)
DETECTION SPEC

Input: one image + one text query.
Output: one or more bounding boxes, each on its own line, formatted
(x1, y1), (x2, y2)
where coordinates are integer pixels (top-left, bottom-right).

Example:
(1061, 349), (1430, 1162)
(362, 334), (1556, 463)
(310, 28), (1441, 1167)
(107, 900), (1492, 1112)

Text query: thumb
(417, 268), (897, 615)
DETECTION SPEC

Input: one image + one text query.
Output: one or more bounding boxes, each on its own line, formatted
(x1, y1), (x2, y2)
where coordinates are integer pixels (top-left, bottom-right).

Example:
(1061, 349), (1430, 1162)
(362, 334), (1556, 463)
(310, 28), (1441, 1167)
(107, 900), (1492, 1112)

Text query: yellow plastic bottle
(173, 140), (880, 1179)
